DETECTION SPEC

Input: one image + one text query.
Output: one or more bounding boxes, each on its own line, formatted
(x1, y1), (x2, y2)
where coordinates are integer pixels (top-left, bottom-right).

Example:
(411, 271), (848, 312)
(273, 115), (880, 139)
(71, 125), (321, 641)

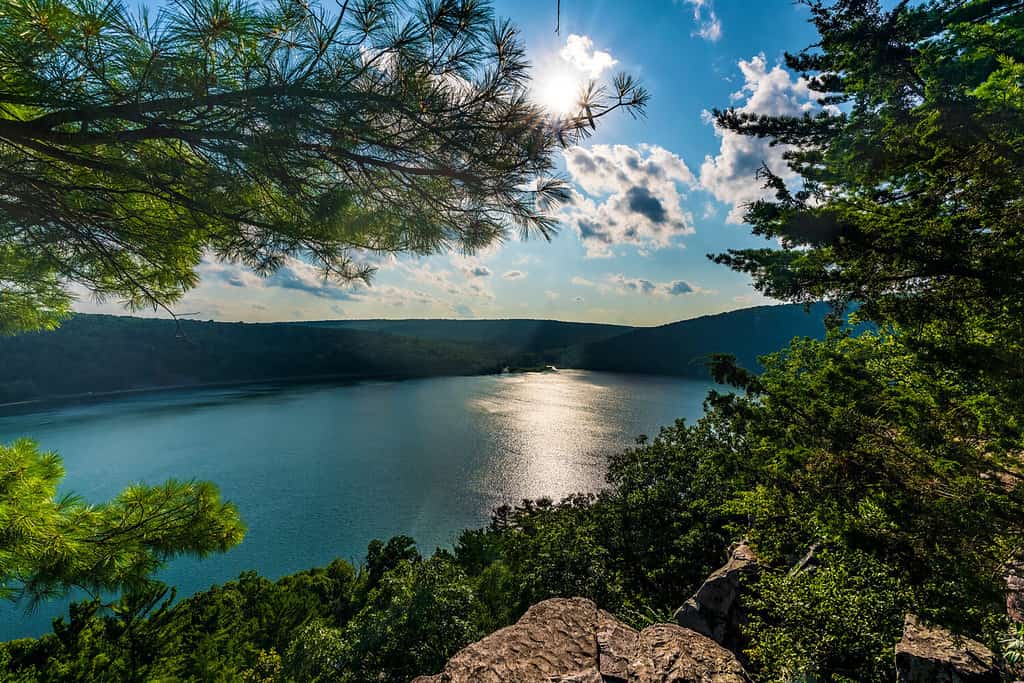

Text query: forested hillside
(304, 318), (631, 354)
(0, 315), (501, 404)
(0, 305), (833, 406)
(560, 303), (843, 377)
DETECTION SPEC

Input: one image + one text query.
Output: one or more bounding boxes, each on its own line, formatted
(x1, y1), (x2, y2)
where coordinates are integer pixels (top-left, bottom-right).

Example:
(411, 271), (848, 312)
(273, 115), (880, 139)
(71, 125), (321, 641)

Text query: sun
(533, 67), (584, 117)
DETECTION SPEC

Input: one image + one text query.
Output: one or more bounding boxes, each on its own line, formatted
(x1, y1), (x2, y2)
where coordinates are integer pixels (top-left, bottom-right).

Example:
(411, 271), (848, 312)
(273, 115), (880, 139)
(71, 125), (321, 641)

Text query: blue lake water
(0, 370), (714, 639)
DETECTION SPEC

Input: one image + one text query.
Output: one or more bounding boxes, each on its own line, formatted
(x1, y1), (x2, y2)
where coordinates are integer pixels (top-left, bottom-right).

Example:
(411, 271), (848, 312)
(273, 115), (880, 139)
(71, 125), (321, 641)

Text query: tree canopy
(0, 0), (647, 334)
(712, 0), (1024, 390)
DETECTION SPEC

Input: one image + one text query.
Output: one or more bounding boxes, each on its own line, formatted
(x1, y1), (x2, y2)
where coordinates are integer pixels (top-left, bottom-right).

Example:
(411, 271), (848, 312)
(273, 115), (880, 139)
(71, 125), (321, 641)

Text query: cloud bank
(562, 144), (698, 257)
(573, 272), (712, 297)
(700, 55), (825, 222)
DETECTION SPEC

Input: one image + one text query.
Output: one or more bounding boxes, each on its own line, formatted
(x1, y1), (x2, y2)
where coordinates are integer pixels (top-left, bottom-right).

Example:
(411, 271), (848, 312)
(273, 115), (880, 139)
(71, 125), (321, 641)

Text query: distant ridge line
(0, 303), (843, 411)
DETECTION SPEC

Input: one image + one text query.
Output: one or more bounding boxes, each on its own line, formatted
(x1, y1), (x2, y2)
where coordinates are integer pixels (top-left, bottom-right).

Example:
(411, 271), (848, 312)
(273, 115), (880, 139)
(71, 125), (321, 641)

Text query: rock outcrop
(629, 624), (750, 683)
(412, 597), (750, 683)
(673, 543), (758, 653)
(1007, 561), (1024, 623)
(894, 614), (1001, 683)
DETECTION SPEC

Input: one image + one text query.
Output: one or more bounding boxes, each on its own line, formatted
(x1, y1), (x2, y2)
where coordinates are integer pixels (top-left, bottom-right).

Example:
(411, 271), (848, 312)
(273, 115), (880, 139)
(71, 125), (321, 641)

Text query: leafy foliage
(743, 549), (913, 682)
(0, 439), (244, 605)
(704, 0), (1024, 677)
(0, 0), (646, 333)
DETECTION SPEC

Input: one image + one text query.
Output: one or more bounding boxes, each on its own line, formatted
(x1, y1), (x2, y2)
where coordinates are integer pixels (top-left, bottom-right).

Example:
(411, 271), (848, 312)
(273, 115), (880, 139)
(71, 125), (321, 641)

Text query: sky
(77, 0), (827, 327)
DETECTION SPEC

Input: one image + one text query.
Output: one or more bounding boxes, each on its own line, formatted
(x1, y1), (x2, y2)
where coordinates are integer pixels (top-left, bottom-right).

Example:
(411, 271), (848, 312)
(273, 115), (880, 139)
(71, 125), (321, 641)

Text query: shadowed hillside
(0, 316), (502, 405)
(0, 305), (841, 406)
(303, 319), (632, 353)
(560, 303), (841, 378)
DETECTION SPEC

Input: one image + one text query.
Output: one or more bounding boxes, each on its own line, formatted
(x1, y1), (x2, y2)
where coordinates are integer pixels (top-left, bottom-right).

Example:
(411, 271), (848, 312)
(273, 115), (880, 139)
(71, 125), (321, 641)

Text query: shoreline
(0, 369), (495, 416)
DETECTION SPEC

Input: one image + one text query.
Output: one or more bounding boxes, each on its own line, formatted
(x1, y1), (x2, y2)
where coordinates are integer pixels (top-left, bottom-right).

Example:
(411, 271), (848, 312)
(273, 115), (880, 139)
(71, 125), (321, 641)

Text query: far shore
(0, 370), (480, 416)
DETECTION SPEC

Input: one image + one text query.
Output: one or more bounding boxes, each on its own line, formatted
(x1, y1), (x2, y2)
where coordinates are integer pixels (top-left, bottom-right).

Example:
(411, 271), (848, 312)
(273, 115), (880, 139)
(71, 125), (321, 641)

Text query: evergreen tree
(0, 439), (244, 603)
(711, 0), (1024, 392)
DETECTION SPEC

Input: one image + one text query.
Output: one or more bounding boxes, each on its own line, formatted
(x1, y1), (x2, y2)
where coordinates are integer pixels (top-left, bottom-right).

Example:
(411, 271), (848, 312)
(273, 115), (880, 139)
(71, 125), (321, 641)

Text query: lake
(0, 370), (714, 639)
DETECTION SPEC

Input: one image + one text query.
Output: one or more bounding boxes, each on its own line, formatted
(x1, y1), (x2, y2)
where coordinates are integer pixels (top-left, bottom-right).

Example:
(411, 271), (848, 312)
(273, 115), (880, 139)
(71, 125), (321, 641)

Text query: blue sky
(78, 0), (825, 326)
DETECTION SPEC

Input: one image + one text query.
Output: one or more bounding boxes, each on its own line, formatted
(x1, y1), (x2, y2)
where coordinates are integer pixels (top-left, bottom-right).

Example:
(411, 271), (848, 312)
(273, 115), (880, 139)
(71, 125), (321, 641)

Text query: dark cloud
(617, 277), (656, 294)
(568, 150), (598, 175)
(578, 219), (613, 243)
(626, 186), (667, 224)
(265, 264), (358, 301)
(668, 280), (694, 295)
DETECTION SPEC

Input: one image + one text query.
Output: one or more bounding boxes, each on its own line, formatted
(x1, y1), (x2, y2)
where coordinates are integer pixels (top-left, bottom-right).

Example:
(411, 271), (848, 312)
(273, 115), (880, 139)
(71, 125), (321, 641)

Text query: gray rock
(894, 614), (1001, 683)
(1007, 563), (1024, 623)
(629, 624), (750, 683)
(412, 597), (750, 683)
(789, 541), (823, 576)
(597, 610), (637, 680)
(674, 543), (758, 652)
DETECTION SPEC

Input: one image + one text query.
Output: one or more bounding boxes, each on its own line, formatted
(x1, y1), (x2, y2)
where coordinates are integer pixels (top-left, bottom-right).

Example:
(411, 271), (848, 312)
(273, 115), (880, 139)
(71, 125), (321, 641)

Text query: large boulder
(412, 597), (750, 683)
(629, 624), (749, 683)
(894, 614), (1001, 683)
(673, 543), (758, 652)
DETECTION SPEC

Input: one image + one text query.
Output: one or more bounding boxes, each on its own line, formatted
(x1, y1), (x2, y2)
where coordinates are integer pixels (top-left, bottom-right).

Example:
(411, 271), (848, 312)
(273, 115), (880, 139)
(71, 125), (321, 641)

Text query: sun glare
(533, 68), (583, 116)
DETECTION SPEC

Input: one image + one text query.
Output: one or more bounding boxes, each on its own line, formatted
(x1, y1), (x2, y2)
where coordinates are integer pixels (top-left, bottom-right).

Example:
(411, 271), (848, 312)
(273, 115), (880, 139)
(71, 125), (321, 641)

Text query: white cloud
(700, 54), (825, 222)
(544, 290), (560, 300)
(503, 270), (526, 280)
(571, 276), (595, 287)
(449, 253), (495, 279)
(559, 34), (618, 78)
(608, 274), (712, 297)
(201, 255), (499, 314)
(562, 144), (698, 257)
(202, 257), (365, 301)
(196, 257), (466, 313)
(366, 282), (438, 307)
(683, 0), (722, 42)
(402, 261), (495, 299)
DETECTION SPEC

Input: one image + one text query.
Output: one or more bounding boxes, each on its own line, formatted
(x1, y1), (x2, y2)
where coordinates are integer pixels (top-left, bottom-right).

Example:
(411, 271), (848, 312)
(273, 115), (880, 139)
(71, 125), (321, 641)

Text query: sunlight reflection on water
(470, 371), (617, 503)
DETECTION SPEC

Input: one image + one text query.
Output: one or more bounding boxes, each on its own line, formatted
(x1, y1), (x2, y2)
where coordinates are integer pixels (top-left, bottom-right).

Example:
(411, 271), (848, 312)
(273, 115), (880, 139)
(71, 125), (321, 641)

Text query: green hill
(0, 315), (502, 405)
(302, 318), (632, 353)
(561, 303), (841, 378)
(0, 305), (844, 407)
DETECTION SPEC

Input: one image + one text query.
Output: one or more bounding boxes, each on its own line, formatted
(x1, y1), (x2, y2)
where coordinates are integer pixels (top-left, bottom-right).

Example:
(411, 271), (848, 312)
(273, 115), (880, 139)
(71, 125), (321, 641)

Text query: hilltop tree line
(0, 306), (835, 405)
(1, 0), (1024, 681)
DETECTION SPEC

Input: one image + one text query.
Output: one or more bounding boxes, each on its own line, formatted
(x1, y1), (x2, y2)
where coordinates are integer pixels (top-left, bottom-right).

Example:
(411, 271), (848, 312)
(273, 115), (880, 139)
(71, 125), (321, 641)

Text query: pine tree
(0, 0), (647, 333)
(710, 0), (1024, 393)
